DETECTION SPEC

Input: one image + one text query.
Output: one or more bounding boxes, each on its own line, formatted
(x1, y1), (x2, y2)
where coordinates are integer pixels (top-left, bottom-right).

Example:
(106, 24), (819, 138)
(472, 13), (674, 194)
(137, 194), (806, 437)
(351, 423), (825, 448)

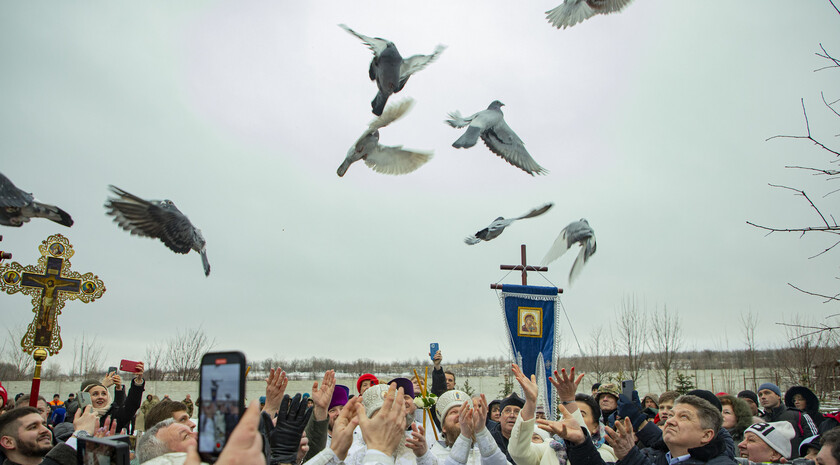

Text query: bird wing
(481, 119), (548, 175)
(338, 24), (390, 56)
(369, 98), (414, 131)
(545, 0), (597, 29)
(445, 110), (475, 128)
(569, 236), (596, 284)
(541, 226), (570, 265)
(364, 145), (433, 175)
(513, 203), (554, 221)
(105, 186), (195, 254)
(0, 172), (34, 207)
(399, 45), (446, 79)
(601, 0), (635, 14)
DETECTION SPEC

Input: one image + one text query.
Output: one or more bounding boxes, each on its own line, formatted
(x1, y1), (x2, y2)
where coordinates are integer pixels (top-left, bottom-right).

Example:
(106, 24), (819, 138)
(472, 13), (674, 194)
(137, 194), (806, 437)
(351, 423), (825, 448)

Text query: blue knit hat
(758, 383), (782, 397)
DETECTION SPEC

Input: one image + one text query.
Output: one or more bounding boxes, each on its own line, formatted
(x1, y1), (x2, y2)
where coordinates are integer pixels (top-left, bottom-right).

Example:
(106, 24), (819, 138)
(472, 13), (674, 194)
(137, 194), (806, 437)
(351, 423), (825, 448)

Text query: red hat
(356, 373), (378, 394)
(0, 381), (7, 409)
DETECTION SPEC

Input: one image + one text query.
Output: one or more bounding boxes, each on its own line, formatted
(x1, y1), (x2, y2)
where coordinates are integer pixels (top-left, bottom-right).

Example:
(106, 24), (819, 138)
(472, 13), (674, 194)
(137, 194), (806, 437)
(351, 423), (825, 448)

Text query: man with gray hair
(136, 418), (197, 465)
(541, 394), (736, 465)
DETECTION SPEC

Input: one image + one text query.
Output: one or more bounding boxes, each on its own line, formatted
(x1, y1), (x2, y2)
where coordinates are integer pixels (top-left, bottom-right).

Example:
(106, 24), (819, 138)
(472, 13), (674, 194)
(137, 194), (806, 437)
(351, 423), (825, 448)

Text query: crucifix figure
(0, 233), (106, 355)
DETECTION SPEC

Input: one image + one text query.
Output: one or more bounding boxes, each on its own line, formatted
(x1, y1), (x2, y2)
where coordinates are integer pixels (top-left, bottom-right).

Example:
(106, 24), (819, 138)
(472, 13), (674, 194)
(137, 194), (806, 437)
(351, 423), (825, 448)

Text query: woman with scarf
(509, 365), (617, 465)
(80, 362), (145, 432)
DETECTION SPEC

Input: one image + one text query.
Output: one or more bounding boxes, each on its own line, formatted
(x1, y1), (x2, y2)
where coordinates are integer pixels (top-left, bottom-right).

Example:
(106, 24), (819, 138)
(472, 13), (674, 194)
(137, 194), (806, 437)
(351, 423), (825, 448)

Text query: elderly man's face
(758, 389), (781, 409)
(817, 444), (839, 465)
(445, 374), (455, 391)
(662, 403), (714, 452)
(738, 432), (781, 462)
(599, 394), (617, 412)
(157, 423), (197, 453)
(500, 405), (520, 437)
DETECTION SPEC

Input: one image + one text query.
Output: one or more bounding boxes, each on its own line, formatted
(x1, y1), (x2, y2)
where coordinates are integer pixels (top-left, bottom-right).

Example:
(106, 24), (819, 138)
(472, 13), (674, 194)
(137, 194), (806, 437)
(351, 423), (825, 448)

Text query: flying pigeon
(465, 203), (554, 245)
(339, 24), (446, 116)
(0, 172), (73, 228)
(337, 98), (432, 177)
(541, 218), (596, 284)
(545, 0), (634, 29)
(446, 101), (548, 176)
(104, 186), (210, 276)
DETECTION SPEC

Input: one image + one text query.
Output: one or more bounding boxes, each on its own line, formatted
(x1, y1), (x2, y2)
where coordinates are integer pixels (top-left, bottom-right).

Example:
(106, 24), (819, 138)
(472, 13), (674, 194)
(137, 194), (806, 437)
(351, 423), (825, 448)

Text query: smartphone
(119, 359), (140, 373)
(106, 366), (118, 375)
(621, 379), (634, 399)
(78, 391), (92, 410)
(429, 343), (439, 361)
(198, 351), (246, 459)
(76, 436), (129, 465)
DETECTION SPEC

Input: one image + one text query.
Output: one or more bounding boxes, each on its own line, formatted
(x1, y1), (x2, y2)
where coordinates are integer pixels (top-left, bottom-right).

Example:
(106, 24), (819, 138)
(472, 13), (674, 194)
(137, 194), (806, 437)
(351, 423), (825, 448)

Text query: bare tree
(740, 310), (760, 391)
(144, 341), (167, 381)
(615, 295), (647, 382)
(70, 333), (104, 379)
(747, 0), (840, 305)
(164, 327), (216, 381)
(0, 326), (35, 380)
(769, 315), (835, 388)
(582, 326), (614, 383)
(649, 305), (682, 391)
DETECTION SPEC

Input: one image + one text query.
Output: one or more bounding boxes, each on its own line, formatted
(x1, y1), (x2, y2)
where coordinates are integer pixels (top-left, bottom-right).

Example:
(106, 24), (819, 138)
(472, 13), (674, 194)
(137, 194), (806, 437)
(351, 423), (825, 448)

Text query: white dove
(337, 98), (432, 177)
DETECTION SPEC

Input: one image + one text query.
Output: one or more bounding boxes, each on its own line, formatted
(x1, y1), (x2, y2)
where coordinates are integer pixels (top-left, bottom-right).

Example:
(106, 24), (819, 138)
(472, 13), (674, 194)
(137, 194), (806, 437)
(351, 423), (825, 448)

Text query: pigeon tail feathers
(371, 91), (388, 116)
(546, 2), (596, 29)
(200, 248), (210, 277)
(464, 236), (481, 245)
(337, 159), (353, 177)
(568, 242), (589, 285)
(453, 126), (481, 148)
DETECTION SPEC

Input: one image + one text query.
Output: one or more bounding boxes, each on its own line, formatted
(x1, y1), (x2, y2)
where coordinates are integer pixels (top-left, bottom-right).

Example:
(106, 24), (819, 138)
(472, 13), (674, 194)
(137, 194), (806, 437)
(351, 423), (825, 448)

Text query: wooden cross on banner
(0, 234), (106, 355)
(490, 244), (562, 293)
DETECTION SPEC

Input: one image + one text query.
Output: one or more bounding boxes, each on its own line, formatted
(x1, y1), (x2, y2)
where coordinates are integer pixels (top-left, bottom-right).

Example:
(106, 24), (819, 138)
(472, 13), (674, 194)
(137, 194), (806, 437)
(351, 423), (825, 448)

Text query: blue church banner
(499, 284), (559, 419)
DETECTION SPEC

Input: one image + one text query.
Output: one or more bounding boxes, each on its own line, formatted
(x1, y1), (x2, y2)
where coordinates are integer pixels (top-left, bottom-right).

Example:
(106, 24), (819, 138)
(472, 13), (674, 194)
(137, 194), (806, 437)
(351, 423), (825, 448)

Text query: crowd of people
(1, 351), (839, 465)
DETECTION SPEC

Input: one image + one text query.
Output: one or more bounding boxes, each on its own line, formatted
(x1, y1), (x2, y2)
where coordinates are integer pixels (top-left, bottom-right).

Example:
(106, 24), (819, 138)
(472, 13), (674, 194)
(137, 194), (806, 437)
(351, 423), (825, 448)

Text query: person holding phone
(80, 362), (146, 432)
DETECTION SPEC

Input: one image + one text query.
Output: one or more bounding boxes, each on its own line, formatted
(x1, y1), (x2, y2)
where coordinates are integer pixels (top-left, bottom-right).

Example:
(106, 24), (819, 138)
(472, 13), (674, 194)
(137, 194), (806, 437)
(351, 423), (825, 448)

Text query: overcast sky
(1, 1), (839, 373)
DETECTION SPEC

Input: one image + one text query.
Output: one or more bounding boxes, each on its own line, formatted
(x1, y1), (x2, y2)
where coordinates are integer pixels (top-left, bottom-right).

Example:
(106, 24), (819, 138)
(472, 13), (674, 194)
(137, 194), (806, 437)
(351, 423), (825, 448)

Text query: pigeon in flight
(465, 203), (553, 245)
(105, 186), (210, 277)
(446, 101), (548, 176)
(0, 172), (73, 228)
(545, 0), (634, 29)
(541, 218), (596, 284)
(337, 98), (433, 177)
(339, 24), (445, 116)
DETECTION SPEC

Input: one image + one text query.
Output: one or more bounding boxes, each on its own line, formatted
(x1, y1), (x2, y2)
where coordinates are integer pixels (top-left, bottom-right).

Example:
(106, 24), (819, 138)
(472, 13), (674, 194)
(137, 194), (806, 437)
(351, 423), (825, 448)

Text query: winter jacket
(760, 403), (818, 458)
(636, 421), (736, 459)
(567, 427), (736, 465)
(784, 387), (826, 431)
(99, 379), (145, 432)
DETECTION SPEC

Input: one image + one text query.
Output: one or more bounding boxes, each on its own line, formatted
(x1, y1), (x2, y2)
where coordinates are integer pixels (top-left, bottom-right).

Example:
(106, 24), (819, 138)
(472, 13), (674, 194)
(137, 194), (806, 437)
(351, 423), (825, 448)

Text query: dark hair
(144, 400), (189, 430)
(591, 383), (602, 391)
(822, 428), (840, 465)
(575, 393), (601, 422)
(13, 395), (48, 409)
(0, 407), (42, 443)
(444, 370), (456, 383)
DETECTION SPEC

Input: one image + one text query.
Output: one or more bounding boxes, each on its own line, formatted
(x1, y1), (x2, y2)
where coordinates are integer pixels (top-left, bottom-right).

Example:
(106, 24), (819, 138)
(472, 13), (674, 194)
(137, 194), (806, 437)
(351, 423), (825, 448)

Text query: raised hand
(330, 397), (361, 460)
(536, 403), (585, 446)
(471, 395), (489, 433)
(263, 368), (288, 416)
(310, 370), (336, 421)
(263, 394), (313, 465)
(73, 405), (98, 435)
(133, 362), (145, 384)
(459, 399), (475, 439)
(357, 385), (407, 456)
(548, 367), (583, 403)
(405, 423), (428, 457)
(605, 416), (636, 460)
(512, 363), (538, 420)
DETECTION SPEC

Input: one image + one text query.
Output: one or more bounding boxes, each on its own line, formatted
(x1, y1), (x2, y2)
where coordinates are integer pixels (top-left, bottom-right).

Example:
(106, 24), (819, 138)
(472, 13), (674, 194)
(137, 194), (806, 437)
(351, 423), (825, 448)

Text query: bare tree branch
(766, 100), (840, 157)
(788, 282), (840, 303)
(785, 165), (840, 176)
(823, 92), (840, 119)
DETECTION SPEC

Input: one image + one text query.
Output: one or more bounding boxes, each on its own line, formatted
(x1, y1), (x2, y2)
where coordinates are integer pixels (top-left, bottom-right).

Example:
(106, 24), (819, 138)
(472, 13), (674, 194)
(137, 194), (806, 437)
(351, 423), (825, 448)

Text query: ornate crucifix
(0, 234), (106, 406)
(490, 244), (562, 292)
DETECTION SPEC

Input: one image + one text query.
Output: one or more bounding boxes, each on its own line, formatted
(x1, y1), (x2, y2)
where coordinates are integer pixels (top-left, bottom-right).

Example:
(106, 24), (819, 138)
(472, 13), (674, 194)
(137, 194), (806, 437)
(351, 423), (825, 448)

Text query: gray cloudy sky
(1, 1), (839, 372)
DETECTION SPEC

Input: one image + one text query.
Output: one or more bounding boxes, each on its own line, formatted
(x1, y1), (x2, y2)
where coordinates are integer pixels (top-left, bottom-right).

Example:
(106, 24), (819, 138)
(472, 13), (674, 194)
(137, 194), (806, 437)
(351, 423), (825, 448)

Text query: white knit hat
(744, 421), (795, 459)
(435, 390), (472, 422)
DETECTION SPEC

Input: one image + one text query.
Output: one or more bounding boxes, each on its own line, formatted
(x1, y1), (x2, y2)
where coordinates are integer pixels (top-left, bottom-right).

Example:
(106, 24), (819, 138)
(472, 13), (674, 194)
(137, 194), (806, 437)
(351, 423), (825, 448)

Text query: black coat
(760, 404), (818, 458)
(99, 380), (145, 432)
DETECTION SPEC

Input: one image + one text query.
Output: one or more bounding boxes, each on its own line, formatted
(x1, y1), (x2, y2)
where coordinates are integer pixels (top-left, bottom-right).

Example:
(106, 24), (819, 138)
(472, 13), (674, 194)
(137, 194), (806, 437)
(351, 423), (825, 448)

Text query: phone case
(119, 360), (139, 372)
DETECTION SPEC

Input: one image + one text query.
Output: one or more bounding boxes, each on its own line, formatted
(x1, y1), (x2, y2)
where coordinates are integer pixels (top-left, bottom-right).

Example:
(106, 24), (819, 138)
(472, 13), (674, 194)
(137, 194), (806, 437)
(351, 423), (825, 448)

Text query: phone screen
(198, 352), (244, 455)
(76, 436), (129, 465)
(78, 392), (92, 410)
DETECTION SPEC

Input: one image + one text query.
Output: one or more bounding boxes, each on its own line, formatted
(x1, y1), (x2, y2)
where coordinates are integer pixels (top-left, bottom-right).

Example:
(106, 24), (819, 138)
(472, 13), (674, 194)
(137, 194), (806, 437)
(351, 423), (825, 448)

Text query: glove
(264, 394), (313, 465)
(617, 390), (646, 431)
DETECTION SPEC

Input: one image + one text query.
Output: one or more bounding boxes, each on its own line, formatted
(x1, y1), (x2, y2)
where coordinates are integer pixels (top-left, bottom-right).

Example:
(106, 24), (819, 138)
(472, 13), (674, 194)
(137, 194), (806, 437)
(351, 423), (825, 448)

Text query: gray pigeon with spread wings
(105, 185), (210, 276)
(465, 203), (553, 245)
(541, 218), (596, 284)
(0, 172), (73, 227)
(337, 98), (432, 177)
(446, 101), (548, 176)
(545, 0), (634, 29)
(339, 24), (445, 116)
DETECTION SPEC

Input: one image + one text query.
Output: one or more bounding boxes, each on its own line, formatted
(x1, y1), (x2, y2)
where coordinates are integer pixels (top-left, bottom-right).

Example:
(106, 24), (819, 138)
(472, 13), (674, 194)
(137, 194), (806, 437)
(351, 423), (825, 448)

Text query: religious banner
(498, 284), (559, 419)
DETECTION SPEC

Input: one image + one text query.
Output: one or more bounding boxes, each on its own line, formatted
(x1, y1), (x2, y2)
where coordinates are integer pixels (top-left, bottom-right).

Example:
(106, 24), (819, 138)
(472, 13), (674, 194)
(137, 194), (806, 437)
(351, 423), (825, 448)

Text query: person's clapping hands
(310, 370), (336, 421)
(330, 396), (361, 460)
(263, 368), (289, 417)
(405, 423), (428, 457)
(356, 384), (407, 456)
(261, 394), (313, 465)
